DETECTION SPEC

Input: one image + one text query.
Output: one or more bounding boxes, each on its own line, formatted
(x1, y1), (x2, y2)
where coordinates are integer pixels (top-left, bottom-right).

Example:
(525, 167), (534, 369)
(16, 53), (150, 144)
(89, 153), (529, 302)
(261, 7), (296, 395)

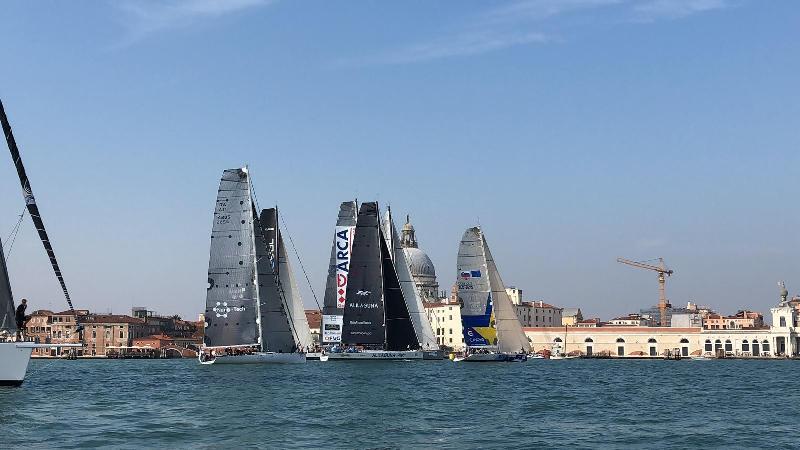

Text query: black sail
(203, 168), (260, 348)
(0, 238), (17, 333)
(341, 202), (385, 348)
(1, 99), (78, 322)
(322, 201), (358, 316)
(255, 208), (296, 353)
(381, 228), (418, 351)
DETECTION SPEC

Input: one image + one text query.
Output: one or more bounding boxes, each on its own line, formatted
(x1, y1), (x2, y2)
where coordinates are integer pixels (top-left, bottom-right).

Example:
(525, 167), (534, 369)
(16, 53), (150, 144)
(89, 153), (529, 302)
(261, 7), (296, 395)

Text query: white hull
(325, 350), (423, 360)
(0, 342), (33, 386)
(200, 352), (306, 365)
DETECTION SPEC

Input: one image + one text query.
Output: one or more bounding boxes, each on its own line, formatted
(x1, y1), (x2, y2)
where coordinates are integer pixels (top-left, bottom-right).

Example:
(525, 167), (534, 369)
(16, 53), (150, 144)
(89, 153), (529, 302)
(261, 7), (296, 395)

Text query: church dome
(404, 247), (436, 278)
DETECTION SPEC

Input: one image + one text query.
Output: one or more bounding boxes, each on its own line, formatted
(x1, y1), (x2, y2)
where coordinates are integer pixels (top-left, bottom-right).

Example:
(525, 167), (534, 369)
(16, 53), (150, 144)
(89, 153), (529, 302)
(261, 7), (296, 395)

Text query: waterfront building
(81, 314), (150, 356)
(423, 301), (464, 351)
(305, 310), (321, 346)
(400, 215), (439, 301)
(506, 287), (523, 305)
(703, 310), (764, 330)
(608, 314), (653, 327)
(561, 308), (583, 326)
(515, 301), (563, 327)
(526, 300), (799, 357)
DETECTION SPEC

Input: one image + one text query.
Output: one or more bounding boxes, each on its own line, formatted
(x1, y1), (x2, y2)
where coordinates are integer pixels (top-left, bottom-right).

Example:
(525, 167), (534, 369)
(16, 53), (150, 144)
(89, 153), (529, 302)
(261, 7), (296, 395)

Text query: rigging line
(278, 212), (322, 311)
(3, 206), (26, 257)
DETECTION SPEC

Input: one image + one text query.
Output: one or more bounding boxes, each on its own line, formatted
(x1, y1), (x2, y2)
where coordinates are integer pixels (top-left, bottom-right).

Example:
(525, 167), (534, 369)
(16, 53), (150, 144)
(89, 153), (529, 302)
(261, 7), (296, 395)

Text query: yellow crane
(617, 257), (674, 326)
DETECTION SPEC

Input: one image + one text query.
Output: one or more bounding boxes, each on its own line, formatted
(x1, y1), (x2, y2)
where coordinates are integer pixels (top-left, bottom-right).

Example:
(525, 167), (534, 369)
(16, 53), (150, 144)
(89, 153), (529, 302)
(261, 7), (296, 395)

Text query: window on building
(616, 338), (625, 343)
(762, 340), (770, 353)
(92, 330), (96, 338)
(780, 317), (787, 327)
(649, 346), (657, 356)
(617, 346), (625, 356)
(724, 340), (732, 352)
(648, 338), (657, 343)
(704, 339), (712, 352)
(742, 340), (749, 352)
(449, 329), (452, 335)
(119, 330), (124, 339)
(554, 337), (562, 343)
(714, 339), (722, 352)
(752, 341), (760, 355)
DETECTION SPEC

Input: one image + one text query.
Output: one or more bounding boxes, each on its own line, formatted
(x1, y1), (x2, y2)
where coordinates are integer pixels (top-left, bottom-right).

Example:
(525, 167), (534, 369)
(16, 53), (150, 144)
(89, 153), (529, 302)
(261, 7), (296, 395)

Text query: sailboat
(325, 202), (423, 360)
(199, 168), (309, 364)
(453, 227), (530, 362)
(1, 99), (82, 386)
(319, 201), (358, 350)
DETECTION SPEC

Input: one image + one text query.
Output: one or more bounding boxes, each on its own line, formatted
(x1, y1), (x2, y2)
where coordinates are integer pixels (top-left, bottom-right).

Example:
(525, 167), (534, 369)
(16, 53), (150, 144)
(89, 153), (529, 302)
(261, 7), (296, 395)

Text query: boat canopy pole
(0, 99), (81, 330)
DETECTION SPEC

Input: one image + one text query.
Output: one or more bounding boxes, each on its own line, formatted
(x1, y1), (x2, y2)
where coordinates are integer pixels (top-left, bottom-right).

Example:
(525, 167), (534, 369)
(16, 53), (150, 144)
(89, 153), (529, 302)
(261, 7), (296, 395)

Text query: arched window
(554, 337), (563, 343)
(724, 339), (732, 352)
(762, 340), (770, 353)
(714, 339), (722, 352)
(742, 340), (749, 352)
(584, 337), (593, 357)
(616, 338), (625, 343)
(704, 339), (712, 352)
(780, 317), (787, 327)
(616, 338), (625, 356)
(584, 337), (593, 343)
(648, 338), (657, 343)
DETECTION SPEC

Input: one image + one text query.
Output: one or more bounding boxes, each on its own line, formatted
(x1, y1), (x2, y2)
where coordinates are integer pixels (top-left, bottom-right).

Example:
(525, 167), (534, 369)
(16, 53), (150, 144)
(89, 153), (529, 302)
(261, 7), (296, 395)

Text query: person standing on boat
(15, 298), (28, 339)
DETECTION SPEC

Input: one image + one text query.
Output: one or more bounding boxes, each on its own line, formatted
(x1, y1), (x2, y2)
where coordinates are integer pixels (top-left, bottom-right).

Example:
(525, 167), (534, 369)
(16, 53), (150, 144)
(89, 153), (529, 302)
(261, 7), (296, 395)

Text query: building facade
(561, 308), (583, 326)
(423, 301), (464, 351)
(516, 301), (563, 327)
(506, 287), (523, 305)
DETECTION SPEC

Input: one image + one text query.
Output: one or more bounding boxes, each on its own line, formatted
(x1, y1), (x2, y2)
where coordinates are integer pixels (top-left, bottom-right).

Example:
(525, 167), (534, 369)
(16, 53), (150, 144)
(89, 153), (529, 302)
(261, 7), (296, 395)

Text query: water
(1, 358), (797, 448)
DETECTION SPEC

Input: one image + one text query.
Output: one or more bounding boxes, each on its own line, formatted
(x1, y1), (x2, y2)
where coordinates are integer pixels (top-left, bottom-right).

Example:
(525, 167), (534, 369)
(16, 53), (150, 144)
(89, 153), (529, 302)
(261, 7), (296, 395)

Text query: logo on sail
(460, 270), (481, 279)
(355, 290), (371, 296)
(334, 225), (354, 308)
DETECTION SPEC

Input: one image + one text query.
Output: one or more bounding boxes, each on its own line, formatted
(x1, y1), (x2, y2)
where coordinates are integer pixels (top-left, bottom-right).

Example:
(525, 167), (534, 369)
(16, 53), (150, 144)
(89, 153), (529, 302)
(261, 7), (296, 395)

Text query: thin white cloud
(633, 0), (729, 21)
(113, 0), (272, 47)
(350, 0), (733, 66)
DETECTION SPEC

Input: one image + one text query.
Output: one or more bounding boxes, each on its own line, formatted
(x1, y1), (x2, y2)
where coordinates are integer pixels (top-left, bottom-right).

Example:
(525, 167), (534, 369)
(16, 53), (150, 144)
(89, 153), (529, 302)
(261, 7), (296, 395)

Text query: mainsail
(483, 233), (531, 354)
(203, 168), (261, 348)
(341, 202), (385, 348)
(1, 99), (79, 325)
(0, 238), (17, 333)
(321, 201), (357, 344)
(322, 201), (357, 315)
(456, 227), (495, 348)
(253, 208), (295, 352)
(381, 210), (437, 350)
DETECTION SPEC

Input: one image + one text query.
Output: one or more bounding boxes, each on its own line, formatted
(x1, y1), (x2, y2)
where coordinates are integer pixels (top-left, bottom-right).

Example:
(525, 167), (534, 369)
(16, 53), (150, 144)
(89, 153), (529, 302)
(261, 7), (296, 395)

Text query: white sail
(382, 211), (437, 350)
(482, 232), (531, 354)
(456, 227), (495, 348)
(278, 235), (313, 351)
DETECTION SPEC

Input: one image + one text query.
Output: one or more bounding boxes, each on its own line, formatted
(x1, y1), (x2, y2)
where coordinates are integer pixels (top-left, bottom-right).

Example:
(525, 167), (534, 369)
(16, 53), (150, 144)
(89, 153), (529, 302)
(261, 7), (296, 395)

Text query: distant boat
(199, 168), (308, 365)
(1, 99), (82, 386)
(453, 227), (530, 363)
(325, 202), (423, 361)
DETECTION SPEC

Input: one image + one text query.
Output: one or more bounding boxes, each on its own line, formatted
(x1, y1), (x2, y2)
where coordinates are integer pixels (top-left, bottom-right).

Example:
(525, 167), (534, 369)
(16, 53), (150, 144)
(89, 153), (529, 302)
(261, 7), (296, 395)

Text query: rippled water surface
(1, 358), (798, 448)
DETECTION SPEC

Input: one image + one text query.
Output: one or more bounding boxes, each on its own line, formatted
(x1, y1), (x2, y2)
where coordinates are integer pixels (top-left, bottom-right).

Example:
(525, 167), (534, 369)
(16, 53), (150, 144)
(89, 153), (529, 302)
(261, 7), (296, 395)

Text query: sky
(0, 0), (798, 322)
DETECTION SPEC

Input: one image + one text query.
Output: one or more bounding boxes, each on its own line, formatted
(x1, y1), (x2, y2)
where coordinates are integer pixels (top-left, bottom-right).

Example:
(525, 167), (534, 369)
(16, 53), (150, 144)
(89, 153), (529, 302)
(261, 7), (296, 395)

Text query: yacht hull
(200, 352), (306, 365)
(0, 342), (33, 386)
(325, 350), (423, 360)
(454, 353), (527, 362)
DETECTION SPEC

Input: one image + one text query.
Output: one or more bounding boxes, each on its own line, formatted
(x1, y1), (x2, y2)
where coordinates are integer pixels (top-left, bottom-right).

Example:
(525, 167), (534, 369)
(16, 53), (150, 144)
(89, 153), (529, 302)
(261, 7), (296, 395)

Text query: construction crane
(617, 257), (674, 326)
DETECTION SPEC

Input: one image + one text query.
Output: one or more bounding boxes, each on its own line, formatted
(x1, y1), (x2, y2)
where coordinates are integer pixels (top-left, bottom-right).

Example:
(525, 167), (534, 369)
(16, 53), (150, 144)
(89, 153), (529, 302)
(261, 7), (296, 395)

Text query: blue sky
(0, 0), (797, 321)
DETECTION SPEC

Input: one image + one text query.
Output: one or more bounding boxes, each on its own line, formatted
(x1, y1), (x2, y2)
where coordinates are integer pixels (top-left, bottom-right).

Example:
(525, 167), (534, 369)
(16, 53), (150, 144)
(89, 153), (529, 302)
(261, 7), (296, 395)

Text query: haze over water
(3, 359), (798, 448)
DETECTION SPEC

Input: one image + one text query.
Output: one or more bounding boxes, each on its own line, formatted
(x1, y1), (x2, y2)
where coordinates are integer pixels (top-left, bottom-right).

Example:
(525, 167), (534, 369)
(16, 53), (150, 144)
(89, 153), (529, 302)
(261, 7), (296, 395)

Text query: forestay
(204, 168), (260, 348)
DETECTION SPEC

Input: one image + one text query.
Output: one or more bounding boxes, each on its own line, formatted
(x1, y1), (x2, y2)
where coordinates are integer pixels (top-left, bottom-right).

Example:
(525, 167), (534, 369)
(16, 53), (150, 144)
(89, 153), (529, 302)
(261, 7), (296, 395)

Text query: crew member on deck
(15, 298), (28, 339)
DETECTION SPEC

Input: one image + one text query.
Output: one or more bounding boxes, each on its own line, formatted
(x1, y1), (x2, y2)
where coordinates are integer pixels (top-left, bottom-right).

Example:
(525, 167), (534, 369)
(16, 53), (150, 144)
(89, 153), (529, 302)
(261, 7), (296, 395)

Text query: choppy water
(1, 358), (798, 448)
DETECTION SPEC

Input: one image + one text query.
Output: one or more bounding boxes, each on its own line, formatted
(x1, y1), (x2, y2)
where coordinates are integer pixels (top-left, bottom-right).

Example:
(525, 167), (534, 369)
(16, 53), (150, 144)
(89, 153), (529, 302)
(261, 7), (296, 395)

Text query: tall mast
(246, 167), (264, 352)
(0, 99), (81, 329)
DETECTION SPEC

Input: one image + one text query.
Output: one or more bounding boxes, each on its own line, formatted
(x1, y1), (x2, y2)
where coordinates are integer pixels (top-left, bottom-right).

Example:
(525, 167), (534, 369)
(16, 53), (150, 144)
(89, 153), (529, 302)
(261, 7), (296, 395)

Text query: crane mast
(617, 257), (674, 326)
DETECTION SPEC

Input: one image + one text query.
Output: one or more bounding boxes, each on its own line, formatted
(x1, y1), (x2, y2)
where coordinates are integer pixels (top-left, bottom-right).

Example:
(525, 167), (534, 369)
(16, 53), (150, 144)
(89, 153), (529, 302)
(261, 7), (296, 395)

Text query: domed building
(400, 215), (440, 301)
